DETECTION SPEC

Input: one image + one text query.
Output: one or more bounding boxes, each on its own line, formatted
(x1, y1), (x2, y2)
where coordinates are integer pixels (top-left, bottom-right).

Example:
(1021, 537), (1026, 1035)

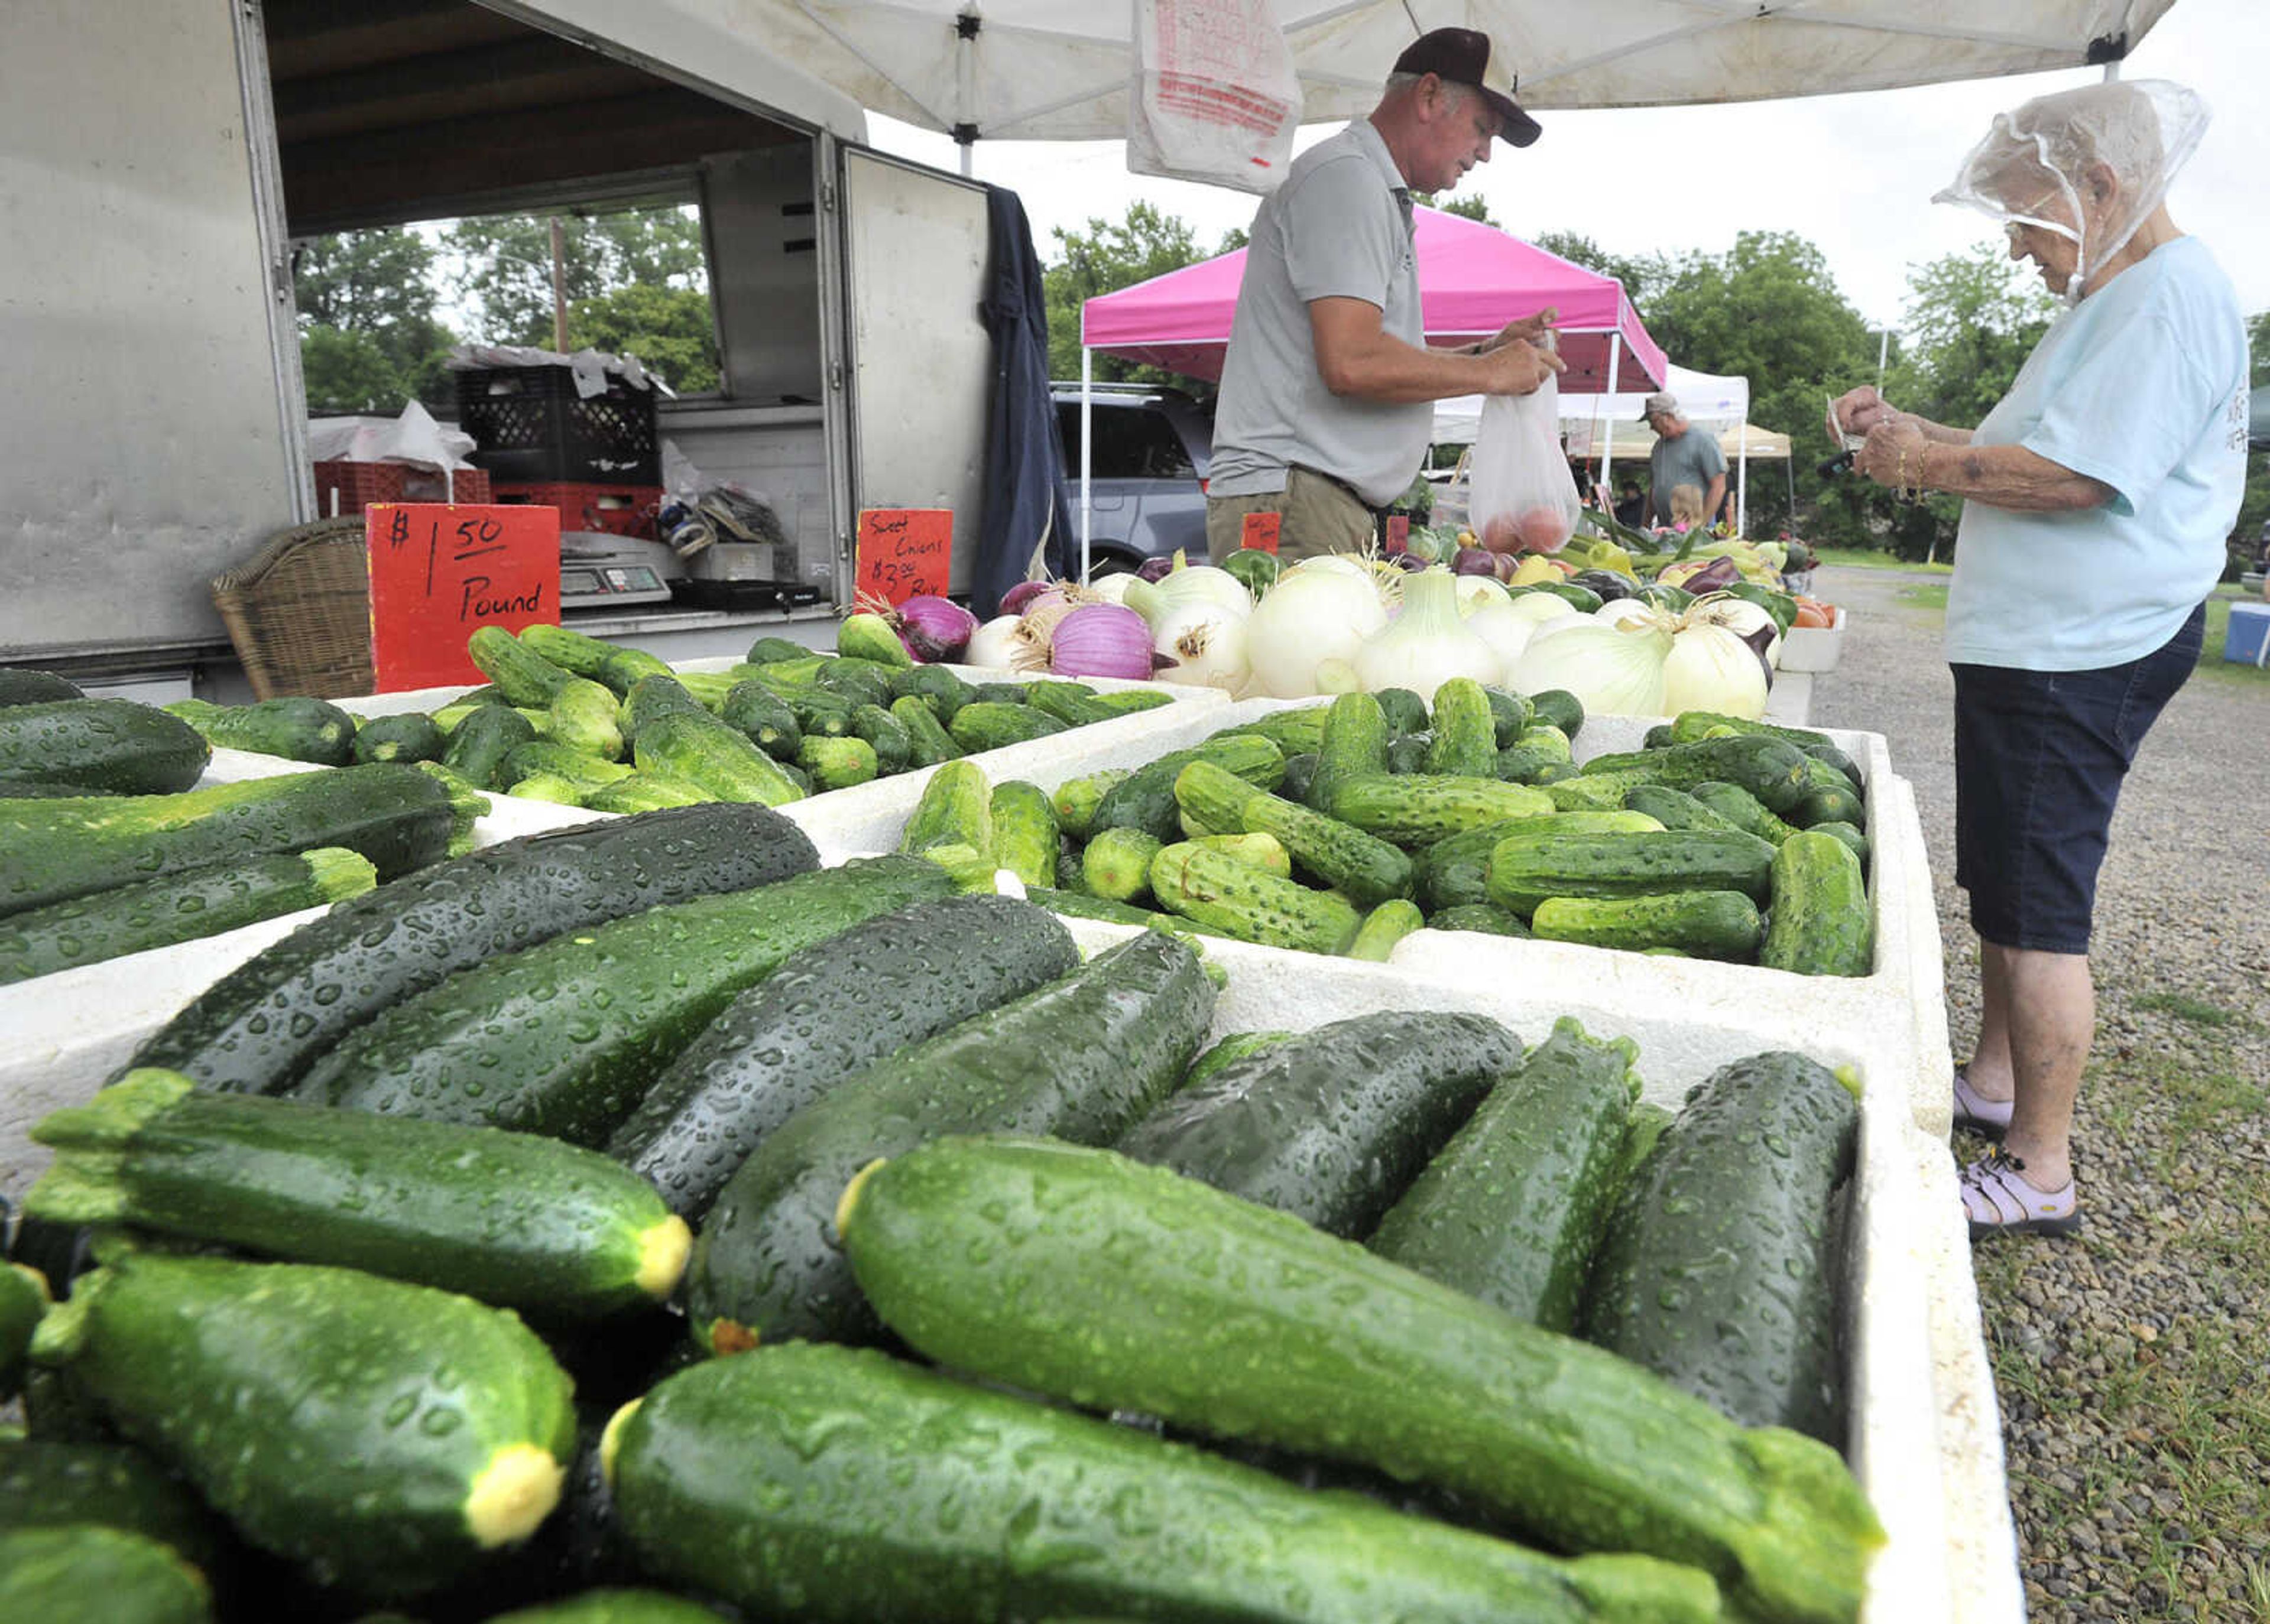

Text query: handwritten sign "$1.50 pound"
(367, 503), (561, 691)
(854, 508), (952, 606)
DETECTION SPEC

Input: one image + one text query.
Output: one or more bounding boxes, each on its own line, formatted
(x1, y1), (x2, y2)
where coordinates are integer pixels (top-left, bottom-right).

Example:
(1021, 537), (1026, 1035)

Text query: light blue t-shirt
(1945, 235), (2248, 671)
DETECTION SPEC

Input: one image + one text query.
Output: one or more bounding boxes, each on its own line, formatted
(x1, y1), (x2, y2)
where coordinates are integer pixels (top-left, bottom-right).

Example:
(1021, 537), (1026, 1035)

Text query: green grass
(2132, 990), (2260, 1031)
(1809, 547), (1953, 574)
(1864, 576), (2268, 687)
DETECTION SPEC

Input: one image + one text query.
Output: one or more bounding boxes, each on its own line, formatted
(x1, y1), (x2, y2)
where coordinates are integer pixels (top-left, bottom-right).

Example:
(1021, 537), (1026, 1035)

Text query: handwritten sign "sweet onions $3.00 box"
(366, 503), (561, 691)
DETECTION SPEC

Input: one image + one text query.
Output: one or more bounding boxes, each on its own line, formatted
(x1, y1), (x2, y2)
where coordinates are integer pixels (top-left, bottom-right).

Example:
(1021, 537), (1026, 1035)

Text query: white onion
(1452, 574), (1513, 615)
(1506, 592), (1579, 626)
(1595, 597), (1661, 630)
(1292, 554), (1373, 582)
(961, 613), (1022, 670)
(1152, 600), (1250, 691)
(1663, 621), (1769, 719)
(1351, 569), (1502, 703)
(1085, 572), (1139, 606)
(1462, 600), (1538, 681)
(1244, 564), (1387, 697)
(1687, 594), (1782, 667)
(1509, 618), (1673, 718)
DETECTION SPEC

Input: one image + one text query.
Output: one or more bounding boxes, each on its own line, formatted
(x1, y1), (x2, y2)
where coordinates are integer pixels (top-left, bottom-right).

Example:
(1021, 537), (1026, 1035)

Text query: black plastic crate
(453, 365), (660, 485)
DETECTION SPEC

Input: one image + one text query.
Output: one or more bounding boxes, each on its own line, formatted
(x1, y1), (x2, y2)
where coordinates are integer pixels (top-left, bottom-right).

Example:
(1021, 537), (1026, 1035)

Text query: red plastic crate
(491, 481), (663, 541)
(312, 461), (492, 517)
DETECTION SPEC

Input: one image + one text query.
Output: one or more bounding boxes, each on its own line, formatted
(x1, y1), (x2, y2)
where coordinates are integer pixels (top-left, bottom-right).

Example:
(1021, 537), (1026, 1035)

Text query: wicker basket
(209, 519), (374, 700)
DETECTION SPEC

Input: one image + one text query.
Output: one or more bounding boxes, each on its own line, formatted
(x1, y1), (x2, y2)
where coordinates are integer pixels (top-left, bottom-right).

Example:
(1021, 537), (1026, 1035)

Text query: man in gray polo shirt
(1641, 391), (1729, 531)
(1205, 28), (1564, 563)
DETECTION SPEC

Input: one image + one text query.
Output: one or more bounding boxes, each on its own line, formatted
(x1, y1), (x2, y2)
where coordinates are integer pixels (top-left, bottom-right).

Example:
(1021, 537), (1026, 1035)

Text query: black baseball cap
(1393, 28), (1541, 148)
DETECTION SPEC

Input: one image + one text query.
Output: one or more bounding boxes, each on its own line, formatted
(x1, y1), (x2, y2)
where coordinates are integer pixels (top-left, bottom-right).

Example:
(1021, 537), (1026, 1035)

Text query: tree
(570, 284), (719, 395)
(445, 204), (708, 350)
(1040, 202), (1239, 386)
(1416, 191), (1495, 225)
(1529, 232), (1665, 313)
(291, 227), (456, 414)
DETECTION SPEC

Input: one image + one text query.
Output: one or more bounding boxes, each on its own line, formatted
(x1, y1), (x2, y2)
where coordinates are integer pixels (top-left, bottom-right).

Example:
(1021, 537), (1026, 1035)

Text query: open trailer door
(835, 144), (994, 597)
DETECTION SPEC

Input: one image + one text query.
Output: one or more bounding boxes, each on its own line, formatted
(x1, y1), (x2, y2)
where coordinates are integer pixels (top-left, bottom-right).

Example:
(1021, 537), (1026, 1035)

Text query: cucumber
(1383, 730), (1431, 774)
(1481, 686), (1535, 746)
(1149, 839), (1360, 954)
(2, 1262), (48, 1399)
(30, 1070), (693, 1319)
(888, 662), (973, 720)
(468, 624), (578, 706)
(719, 682), (803, 758)
(794, 733), (880, 790)
(838, 1136), (1882, 1624)
(1182, 1029), (1294, 1089)
(1422, 678), (1498, 778)
(167, 696), (358, 766)
(1303, 692), (1393, 816)
(1666, 712), (1862, 787)
(1532, 891), (1765, 961)
(620, 673), (707, 742)
(547, 678), (625, 761)
(500, 739), (634, 791)
(1115, 1010), (1519, 1236)
(607, 896), (1079, 1220)
(684, 929), (1212, 1350)
(517, 625), (670, 694)
(987, 780), (1058, 886)
(966, 679), (1027, 705)
(604, 1342), (1717, 1624)
(0, 764), (469, 923)
(1345, 897), (1424, 960)
(31, 1249), (576, 1599)
(483, 1591), (725, 1624)
(351, 712), (447, 765)
(887, 693), (961, 767)
(1176, 759), (1412, 907)
(1277, 749), (1319, 805)
(1526, 688), (1585, 738)
(1788, 763), (1866, 830)
(1484, 829), (1776, 915)
(1423, 902), (1531, 936)
(1367, 1018), (1640, 1331)
(0, 1440), (225, 1572)
(1581, 735), (1813, 816)
(948, 701), (1064, 751)
(835, 612), (914, 670)
(1584, 1051), (1859, 1445)
(1688, 779), (1804, 843)
(294, 857), (955, 1146)
(583, 774), (706, 813)
(129, 803), (819, 1096)
(1494, 742), (1566, 784)
(744, 635), (810, 665)
(1049, 768), (1129, 840)
(1090, 733), (1285, 844)
(900, 758), (993, 857)
(0, 846), (375, 985)
(1024, 679), (1118, 727)
(0, 668), (86, 706)
(0, 1525), (212, 1624)
(1415, 818), (1541, 912)
(444, 703), (540, 789)
(1622, 783), (1749, 835)
(1328, 773), (1555, 846)
(636, 709), (806, 805)
(1513, 722), (1574, 762)
(0, 699), (209, 795)
(1192, 830), (1291, 878)
(850, 702), (912, 774)
(1760, 832), (1873, 977)
(1808, 819), (1870, 866)
(1019, 886), (1228, 941)
(1082, 826), (1164, 903)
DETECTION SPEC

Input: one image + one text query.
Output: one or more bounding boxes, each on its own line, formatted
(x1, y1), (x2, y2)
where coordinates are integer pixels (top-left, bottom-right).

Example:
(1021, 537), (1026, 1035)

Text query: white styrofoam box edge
(1050, 914), (1985, 1621)
(1779, 606), (1850, 674)
(0, 907), (326, 1204)
(195, 748), (607, 843)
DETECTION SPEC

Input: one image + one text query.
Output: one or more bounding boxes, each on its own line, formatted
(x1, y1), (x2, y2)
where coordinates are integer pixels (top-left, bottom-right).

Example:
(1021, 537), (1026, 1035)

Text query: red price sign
(367, 504), (560, 691)
(1384, 514), (1410, 554)
(1238, 511), (1282, 555)
(854, 509), (952, 605)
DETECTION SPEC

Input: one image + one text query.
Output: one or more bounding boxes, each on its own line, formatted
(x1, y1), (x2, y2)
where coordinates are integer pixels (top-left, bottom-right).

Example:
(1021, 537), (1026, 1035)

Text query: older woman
(1832, 80), (2246, 1240)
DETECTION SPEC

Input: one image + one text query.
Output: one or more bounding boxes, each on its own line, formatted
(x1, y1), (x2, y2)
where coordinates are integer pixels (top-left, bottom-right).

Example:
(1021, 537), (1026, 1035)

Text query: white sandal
(1961, 1146), (2080, 1239)
(1951, 1066), (2012, 1140)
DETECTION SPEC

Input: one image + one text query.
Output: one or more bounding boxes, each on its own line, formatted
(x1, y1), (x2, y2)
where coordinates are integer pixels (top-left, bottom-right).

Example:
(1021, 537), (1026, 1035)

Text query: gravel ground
(1808, 569), (2270, 1623)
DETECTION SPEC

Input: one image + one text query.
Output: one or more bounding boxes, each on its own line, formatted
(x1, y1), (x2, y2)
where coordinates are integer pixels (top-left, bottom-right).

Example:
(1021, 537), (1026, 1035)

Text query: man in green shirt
(1642, 391), (1727, 529)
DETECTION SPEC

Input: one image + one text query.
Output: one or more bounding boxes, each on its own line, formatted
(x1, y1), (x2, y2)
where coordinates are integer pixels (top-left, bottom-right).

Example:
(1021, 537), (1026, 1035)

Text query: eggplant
(1451, 547), (1500, 577)
(1571, 569), (1637, 603)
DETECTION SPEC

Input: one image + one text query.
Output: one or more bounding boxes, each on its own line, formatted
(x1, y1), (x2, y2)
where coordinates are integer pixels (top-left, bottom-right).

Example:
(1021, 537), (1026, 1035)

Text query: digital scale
(557, 531), (682, 610)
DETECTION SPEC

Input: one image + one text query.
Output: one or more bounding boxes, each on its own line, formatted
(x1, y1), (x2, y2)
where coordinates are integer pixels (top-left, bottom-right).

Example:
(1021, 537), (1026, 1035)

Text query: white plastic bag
(1467, 363), (1581, 556)
(1127, 0), (1299, 196)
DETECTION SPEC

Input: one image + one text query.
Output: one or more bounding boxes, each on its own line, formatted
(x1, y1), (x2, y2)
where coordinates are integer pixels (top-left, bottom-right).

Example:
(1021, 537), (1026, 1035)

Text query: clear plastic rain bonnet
(1932, 79), (2209, 305)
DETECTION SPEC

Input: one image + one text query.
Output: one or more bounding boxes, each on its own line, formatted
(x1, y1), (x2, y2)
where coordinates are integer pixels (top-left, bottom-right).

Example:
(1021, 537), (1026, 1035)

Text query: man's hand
(1853, 418), (1929, 488)
(1480, 306), (1558, 352)
(1830, 386), (1896, 442)
(1480, 338), (1565, 397)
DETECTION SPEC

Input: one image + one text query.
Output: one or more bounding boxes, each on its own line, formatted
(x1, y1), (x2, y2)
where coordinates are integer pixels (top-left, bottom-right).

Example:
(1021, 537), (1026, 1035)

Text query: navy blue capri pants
(1951, 603), (2203, 955)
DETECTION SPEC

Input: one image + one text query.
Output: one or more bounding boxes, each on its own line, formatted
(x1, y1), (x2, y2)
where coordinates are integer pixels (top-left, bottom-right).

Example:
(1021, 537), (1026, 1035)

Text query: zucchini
(1089, 733), (1284, 845)
(987, 780), (1058, 887)
(0, 1440), (225, 1572)
(1760, 832), (1873, 977)
(0, 846), (375, 985)
(500, 739), (633, 791)
(1484, 829), (1776, 915)
(128, 803), (819, 1096)
(835, 612), (914, 670)
(719, 682), (802, 758)
(294, 856), (955, 1146)
(1367, 1017), (1640, 1331)
(1532, 891), (1765, 960)
(1421, 678), (1497, 778)
(1115, 1009), (1517, 1236)
(547, 678), (625, 761)
(838, 1136), (1882, 1624)
(1584, 1051), (1859, 1444)
(31, 1249), (576, 1599)
(1688, 779), (1804, 844)
(30, 1069), (692, 1319)
(887, 693), (960, 767)
(1424, 902), (1530, 936)
(0, 764), (468, 922)
(0, 668), (86, 706)
(1328, 773), (1554, 846)
(468, 623), (577, 706)
(900, 758), (993, 857)
(443, 703), (539, 790)
(947, 700), (1064, 752)
(1083, 827), (1165, 903)
(164, 696), (356, 766)
(1345, 897), (1424, 960)
(0, 699), (209, 795)
(1149, 839), (1361, 954)
(583, 773), (708, 813)
(684, 929), (1212, 1350)
(350, 712), (447, 765)
(0, 1525), (212, 1624)
(607, 896), (1079, 1220)
(604, 1342), (1717, 1624)
(635, 709), (805, 805)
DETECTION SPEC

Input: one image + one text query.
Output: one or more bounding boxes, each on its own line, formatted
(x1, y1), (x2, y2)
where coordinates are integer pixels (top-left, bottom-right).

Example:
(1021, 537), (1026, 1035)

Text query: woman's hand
(1853, 418), (1930, 489)
(1830, 385), (1898, 441)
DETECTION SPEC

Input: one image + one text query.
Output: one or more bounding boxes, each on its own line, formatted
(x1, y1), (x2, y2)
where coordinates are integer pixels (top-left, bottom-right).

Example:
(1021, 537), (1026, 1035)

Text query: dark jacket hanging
(973, 185), (1074, 619)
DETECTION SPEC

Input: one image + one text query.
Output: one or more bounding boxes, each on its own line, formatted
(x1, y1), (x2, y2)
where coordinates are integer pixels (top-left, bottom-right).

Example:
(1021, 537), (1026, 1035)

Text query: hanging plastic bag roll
(1466, 332), (1582, 556)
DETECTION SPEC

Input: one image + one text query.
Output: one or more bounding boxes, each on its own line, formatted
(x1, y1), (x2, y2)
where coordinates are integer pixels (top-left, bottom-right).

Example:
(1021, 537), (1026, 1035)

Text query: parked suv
(1053, 384), (1212, 573)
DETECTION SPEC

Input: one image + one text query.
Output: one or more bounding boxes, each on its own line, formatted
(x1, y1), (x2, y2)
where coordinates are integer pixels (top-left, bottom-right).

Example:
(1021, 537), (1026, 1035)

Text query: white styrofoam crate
(1779, 606), (1850, 674)
(1039, 914), (2012, 1623)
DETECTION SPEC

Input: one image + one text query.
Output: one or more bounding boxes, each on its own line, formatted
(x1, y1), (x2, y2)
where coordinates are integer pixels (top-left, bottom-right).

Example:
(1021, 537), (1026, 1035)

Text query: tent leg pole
(1600, 334), (1622, 510)
(1737, 441), (1748, 536)
(1080, 347), (1092, 584)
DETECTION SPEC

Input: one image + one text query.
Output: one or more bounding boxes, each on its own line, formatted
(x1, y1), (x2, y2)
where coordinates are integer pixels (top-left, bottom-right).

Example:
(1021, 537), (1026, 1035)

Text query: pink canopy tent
(1072, 206), (1668, 574)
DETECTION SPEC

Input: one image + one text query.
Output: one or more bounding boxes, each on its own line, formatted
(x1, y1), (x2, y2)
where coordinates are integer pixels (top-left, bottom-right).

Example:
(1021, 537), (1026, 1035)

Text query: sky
(862, 0), (2269, 336)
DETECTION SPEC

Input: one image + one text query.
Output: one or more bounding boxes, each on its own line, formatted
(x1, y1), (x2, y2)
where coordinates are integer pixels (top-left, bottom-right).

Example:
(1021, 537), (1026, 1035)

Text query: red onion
(1390, 551), (1432, 573)
(1048, 603), (1157, 680)
(1000, 579), (1055, 617)
(892, 595), (978, 663)
(1491, 551), (1520, 584)
(1451, 547), (1500, 577)
(1136, 555), (1178, 584)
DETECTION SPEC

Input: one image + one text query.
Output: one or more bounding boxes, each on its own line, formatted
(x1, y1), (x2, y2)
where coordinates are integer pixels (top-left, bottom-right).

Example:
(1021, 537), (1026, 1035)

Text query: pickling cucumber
(1760, 832), (1873, 977)
(0, 1439), (226, 1573)
(0, 1524), (212, 1624)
